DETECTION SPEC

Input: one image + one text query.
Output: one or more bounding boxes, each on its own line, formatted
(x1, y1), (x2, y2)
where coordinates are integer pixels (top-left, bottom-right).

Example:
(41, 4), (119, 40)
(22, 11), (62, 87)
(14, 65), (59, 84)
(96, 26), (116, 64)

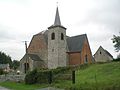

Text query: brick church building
(20, 7), (93, 73)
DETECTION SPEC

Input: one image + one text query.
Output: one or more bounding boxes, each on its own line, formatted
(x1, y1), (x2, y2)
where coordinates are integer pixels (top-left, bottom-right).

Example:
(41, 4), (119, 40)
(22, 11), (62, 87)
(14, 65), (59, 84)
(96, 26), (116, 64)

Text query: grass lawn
(0, 81), (49, 90)
(53, 61), (120, 90)
(0, 61), (120, 90)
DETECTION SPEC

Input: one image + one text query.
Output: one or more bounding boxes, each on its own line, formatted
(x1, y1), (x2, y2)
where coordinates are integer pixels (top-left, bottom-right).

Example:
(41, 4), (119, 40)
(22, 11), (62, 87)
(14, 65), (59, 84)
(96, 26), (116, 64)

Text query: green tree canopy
(12, 60), (20, 70)
(112, 33), (120, 52)
(0, 51), (12, 68)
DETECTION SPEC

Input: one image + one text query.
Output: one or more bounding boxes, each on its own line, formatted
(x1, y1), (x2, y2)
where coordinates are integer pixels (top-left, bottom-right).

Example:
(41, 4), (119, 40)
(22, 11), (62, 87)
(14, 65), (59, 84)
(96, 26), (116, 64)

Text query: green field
(0, 61), (120, 90)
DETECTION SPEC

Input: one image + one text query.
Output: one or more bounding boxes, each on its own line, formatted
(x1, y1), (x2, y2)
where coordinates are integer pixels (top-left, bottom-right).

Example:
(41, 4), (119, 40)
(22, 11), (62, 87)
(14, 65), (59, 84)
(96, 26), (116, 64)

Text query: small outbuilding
(0, 63), (10, 72)
(94, 46), (113, 62)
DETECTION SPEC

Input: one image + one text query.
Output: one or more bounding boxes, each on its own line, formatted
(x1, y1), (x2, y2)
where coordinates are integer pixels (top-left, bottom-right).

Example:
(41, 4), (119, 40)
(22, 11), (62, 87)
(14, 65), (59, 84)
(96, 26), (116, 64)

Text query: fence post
(72, 70), (75, 84)
(48, 71), (52, 84)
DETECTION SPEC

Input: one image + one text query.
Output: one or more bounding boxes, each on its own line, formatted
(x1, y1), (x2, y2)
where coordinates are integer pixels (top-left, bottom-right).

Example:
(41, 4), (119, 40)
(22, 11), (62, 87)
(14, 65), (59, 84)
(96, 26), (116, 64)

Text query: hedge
(25, 66), (72, 84)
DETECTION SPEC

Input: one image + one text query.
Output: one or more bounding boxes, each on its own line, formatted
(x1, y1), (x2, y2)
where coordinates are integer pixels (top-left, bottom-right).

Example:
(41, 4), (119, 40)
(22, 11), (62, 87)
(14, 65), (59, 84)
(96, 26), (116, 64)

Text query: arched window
(61, 33), (64, 40)
(51, 32), (55, 40)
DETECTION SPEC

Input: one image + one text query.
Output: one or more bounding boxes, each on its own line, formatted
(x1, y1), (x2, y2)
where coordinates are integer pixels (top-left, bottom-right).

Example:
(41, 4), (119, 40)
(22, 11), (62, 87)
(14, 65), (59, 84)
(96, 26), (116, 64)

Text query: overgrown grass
(53, 61), (120, 90)
(0, 61), (120, 90)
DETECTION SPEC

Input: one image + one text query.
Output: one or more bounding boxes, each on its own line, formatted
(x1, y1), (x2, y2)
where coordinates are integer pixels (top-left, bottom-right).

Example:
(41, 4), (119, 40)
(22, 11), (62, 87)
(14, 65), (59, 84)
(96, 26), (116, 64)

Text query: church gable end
(67, 34), (92, 65)
(80, 36), (92, 64)
(28, 33), (47, 54)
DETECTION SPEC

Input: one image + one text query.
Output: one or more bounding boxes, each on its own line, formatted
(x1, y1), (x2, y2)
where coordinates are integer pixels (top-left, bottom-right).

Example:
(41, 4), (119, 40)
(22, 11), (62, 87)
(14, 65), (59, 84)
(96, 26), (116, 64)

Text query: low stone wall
(0, 74), (25, 82)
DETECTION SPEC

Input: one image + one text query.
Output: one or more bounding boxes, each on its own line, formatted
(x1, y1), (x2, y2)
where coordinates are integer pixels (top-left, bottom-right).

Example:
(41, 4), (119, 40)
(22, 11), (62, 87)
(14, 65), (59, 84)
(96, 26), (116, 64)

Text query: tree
(12, 60), (20, 70)
(0, 51), (12, 68)
(112, 33), (120, 52)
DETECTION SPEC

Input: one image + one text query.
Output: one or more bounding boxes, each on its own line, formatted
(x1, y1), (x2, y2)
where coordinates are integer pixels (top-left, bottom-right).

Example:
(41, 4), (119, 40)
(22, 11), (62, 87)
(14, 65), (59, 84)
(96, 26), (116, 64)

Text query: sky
(0, 0), (119, 60)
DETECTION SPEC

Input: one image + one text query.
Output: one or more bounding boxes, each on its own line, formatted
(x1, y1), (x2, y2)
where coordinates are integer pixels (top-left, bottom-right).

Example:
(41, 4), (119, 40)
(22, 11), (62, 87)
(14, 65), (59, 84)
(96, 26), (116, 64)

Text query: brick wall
(27, 34), (48, 68)
(68, 38), (92, 66)
(81, 38), (92, 64)
(28, 34), (47, 54)
(68, 52), (81, 65)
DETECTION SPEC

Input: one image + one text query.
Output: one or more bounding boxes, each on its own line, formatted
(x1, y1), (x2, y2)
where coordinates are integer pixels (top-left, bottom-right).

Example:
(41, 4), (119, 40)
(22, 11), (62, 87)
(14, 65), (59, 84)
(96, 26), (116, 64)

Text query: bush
(25, 69), (37, 84)
(0, 69), (4, 75)
(113, 58), (120, 61)
(25, 67), (73, 84)
(36, 70), (49, 84)
(25, 69), (51, 84)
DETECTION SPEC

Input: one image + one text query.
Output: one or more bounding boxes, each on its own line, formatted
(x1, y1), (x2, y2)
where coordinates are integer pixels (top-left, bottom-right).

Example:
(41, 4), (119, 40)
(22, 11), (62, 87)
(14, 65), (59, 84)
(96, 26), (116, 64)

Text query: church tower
(48, 7), (67, 69)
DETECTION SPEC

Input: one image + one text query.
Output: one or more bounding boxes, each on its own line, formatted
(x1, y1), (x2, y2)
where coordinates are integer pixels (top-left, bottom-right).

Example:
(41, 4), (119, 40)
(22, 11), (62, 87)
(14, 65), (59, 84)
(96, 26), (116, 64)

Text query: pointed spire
(54, 7), (61, 26)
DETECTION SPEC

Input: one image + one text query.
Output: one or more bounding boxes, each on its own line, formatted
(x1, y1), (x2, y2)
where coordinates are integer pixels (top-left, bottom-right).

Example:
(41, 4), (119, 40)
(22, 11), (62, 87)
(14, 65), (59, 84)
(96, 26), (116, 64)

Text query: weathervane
(56, 2), (58, 7)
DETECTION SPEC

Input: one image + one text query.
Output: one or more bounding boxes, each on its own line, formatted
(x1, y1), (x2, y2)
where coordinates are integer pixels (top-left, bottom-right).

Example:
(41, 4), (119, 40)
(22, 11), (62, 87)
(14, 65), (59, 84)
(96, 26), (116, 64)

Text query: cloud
(78, 0), (120, 33)
(0, 0), (119, 60)
(0, 25), (15, 41)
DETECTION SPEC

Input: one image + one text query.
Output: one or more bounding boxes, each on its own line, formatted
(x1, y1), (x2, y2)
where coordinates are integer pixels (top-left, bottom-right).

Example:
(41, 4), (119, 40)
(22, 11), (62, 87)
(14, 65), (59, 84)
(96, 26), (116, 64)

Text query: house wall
(68, 38), (92, 66)
(27, 34), (48, 68)
(68, 52), (81, 66)
(81, 38), (92, 64)
(48, 26), (67, 69)
(20, 57), (33, 73)
(33, 60), (46, 69)
(94, 47), (113, 62)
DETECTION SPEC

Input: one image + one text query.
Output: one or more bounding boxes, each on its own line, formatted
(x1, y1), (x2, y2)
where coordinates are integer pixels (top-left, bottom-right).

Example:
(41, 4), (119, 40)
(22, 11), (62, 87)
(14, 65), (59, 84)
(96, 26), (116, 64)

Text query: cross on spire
(54, 7), (61, 26)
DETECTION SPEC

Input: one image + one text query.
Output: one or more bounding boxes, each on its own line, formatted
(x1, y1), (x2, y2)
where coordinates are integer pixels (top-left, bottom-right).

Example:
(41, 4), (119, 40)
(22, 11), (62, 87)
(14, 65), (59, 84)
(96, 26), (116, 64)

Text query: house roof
(48, 7), (66, 30)
(21, 53), (43, 61)
(104, 50), (113, 58)
(0, 64), (9, 69)
(54, 7), (61, 26)
(67, 34), (87, 52)
(28, 54), (42, 61)
(94, 46), (113, 58)
(32, 30), (48, 45)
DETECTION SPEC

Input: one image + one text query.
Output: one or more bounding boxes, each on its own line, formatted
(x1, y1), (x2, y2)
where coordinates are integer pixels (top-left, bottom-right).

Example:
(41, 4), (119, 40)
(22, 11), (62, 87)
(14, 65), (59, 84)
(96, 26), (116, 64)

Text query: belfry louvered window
(51, 32), (55, 40)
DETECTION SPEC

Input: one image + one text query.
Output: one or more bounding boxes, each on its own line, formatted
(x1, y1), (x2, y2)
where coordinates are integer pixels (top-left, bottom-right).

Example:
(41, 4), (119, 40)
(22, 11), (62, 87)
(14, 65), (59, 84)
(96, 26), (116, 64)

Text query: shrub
(25, 69), (37, 84)
(25, 67), (73, 84)
(36, 70), (49, 84)
(0, 69), (4, 75)
(113, 58), (120, 61)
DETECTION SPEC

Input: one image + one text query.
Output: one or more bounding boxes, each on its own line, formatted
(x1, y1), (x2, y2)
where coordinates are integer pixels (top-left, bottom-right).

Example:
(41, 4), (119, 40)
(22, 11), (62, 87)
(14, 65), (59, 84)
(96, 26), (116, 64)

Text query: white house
(94, 46), (113, 62)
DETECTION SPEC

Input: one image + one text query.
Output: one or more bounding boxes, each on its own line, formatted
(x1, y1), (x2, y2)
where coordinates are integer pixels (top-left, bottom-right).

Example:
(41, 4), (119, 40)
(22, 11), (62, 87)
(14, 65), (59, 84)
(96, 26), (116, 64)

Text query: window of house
(61, 33), (64, 40)
(100, 51), (102, 54)
(51, 32), (55, 40)
(85, 55), (88, 63)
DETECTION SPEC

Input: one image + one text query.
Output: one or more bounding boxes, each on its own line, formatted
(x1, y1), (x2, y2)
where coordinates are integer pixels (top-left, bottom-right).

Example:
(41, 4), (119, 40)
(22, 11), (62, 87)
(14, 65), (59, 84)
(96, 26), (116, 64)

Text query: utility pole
(23, 41), (28, 73)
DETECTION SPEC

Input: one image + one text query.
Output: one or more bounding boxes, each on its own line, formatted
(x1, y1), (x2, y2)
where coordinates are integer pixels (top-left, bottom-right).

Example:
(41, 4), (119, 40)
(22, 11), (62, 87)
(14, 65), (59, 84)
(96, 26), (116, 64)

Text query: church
(20, 7), (93, 73)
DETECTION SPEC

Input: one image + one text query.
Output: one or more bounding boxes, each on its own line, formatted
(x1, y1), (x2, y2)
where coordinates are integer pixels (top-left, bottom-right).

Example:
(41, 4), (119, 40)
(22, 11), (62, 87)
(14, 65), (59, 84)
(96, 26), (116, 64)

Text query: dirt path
(0, 86), (10, 90)
(37, 87), (64, 90)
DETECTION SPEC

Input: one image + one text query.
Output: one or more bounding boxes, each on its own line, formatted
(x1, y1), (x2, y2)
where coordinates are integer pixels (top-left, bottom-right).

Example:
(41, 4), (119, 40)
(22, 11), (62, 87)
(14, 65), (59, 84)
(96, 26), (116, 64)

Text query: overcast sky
(0, 0), (119, 60)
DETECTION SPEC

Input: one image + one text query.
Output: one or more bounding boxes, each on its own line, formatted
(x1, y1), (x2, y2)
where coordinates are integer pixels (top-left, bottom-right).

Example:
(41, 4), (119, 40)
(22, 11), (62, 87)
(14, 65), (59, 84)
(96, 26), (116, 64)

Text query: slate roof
(67, 34), (87, 52)
(54, 7), (61, 26)
(21, 54), (42, 61)
(28, 54), (42, 61)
